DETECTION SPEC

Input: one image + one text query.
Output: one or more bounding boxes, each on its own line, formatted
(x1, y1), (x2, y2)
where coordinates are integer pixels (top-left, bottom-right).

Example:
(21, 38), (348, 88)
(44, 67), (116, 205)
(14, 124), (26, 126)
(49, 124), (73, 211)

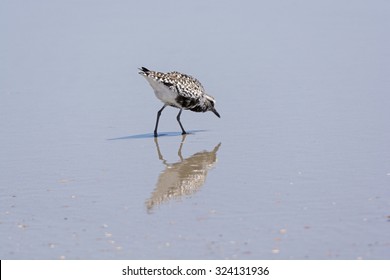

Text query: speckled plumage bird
(139, 67), (220, 137)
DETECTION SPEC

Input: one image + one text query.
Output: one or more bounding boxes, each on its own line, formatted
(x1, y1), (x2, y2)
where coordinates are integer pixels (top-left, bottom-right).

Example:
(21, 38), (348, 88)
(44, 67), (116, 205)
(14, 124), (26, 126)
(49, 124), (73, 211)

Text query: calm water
(0, 0), (389, 259)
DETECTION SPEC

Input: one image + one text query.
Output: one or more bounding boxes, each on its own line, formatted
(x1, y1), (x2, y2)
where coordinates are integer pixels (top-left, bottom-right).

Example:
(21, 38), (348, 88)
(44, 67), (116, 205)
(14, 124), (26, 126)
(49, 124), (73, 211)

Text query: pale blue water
(0, 0), (389, 259)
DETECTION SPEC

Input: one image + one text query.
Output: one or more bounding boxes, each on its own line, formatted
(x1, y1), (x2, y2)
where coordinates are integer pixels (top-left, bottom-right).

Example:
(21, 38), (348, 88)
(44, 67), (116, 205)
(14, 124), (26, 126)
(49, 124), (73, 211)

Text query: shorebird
(139, 67), (220, 137)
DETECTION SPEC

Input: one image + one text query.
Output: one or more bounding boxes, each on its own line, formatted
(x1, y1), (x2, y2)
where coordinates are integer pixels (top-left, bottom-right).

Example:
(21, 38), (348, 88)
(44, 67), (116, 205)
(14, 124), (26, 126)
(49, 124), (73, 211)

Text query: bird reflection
(146, 135), (221, 212)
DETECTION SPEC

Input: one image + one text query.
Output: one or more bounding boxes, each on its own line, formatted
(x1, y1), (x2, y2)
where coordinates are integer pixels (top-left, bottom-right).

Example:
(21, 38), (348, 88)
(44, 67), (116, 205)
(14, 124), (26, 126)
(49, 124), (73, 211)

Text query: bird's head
(205, 95), (220, 118)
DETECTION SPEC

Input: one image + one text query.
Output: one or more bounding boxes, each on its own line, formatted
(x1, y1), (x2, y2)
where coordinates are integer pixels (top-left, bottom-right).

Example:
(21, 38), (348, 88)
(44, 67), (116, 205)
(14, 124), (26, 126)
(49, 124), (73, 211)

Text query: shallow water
(0, 0), (389, 259)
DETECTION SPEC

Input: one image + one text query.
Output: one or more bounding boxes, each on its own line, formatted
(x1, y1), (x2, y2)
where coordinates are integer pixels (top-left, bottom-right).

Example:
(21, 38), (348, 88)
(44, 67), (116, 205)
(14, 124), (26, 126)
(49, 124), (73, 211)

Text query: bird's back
(139, 67), (206, 99)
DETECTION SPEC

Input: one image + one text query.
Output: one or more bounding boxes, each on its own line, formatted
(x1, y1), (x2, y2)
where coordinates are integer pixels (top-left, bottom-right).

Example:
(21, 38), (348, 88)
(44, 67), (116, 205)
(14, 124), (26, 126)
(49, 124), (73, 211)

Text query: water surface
(0, 0), (389, 259)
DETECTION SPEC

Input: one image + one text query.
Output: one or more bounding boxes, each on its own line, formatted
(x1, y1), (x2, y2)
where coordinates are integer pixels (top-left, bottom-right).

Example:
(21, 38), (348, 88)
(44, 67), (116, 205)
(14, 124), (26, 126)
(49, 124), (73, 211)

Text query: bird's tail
(138, 67), (150, 75)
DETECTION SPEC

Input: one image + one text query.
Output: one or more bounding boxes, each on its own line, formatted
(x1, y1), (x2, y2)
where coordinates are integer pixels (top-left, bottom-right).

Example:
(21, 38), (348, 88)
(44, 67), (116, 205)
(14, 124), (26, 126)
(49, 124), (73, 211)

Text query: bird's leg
(154, 105), (166, 137)
(176, 109), (187, 135)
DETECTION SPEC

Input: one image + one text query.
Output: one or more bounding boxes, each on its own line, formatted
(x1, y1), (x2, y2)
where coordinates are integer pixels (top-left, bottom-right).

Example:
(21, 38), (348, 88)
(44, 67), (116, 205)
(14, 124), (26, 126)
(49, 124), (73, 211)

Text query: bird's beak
(211, 108), (220, 118)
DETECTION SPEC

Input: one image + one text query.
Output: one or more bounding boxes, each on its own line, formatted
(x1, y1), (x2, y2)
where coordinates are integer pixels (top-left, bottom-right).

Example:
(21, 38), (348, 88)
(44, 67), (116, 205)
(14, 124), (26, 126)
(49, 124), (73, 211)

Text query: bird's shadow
(108, 130), (207, 140)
